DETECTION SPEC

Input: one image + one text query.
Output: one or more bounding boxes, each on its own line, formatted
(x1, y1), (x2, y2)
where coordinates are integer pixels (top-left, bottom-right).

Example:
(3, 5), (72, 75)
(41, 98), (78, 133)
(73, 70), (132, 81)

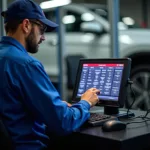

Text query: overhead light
(122, 17), (135, 26)
(40, 0), (71, 9)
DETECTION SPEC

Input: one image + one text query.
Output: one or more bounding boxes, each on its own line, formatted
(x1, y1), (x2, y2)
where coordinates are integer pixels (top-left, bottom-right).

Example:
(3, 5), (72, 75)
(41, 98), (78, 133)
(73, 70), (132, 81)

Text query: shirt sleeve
(18, 61), (90, 135)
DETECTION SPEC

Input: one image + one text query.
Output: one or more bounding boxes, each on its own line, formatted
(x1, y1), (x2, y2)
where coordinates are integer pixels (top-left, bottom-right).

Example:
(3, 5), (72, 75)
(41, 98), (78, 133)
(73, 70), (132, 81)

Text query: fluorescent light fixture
(62, 15), (76, 24)
(40, 0), (71, 9)
(122, 17), (135, 26)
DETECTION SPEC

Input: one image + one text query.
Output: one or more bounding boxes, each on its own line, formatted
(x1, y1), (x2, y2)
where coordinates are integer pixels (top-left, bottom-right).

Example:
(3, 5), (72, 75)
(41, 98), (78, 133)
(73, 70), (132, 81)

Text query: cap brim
(39, 18), (58, 31)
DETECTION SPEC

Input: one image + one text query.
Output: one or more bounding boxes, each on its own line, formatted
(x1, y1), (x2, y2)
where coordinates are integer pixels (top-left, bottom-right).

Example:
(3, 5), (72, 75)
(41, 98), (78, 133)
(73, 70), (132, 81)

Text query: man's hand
(81, 88), (100, 107)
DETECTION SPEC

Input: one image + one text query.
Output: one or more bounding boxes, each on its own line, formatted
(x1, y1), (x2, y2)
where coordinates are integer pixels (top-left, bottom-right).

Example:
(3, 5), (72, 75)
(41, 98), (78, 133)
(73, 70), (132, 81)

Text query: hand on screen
(81, 88), (100, 107)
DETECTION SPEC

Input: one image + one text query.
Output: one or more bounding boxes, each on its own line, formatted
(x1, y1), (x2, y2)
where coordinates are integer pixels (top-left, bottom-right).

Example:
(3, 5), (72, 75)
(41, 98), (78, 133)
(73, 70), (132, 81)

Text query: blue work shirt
(0, 36), (90, 150)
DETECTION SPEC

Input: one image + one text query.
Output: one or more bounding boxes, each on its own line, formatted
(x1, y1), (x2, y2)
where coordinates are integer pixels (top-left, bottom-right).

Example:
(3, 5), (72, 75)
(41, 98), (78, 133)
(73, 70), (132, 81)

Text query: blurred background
(1, 0), (150, 111)
(7, 0), (150, 28)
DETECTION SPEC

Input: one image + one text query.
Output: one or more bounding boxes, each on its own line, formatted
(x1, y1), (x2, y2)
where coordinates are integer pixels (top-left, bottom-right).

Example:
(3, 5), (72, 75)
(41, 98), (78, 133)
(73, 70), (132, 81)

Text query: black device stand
(104, 106), (135, 118)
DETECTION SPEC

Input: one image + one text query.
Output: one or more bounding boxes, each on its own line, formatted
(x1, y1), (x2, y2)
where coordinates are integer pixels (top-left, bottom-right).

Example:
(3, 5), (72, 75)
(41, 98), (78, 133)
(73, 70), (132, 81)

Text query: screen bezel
(72, 58), (131, 108)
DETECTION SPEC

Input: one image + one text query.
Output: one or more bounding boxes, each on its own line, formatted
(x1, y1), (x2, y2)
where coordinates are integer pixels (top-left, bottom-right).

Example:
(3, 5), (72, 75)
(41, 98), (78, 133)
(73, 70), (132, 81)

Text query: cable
(129, 115), (150, 120)
(126, 79), (150, 120)
(144, 109), (150, 118)
(123, 79), (150, 124)
(124, 115), (150, 125)
(126, 79), (136, 117)
(126, 118), (150, 125)
(127, 115), (144, 120)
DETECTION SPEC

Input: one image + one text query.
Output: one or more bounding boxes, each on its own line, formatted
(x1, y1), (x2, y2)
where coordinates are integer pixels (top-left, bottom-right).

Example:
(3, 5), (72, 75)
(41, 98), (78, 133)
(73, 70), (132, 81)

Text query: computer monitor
(72, 58), (132, 116)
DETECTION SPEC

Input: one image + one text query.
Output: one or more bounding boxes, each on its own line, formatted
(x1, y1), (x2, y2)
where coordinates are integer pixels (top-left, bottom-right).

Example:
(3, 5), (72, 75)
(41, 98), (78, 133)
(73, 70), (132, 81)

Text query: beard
(26, 28), (39, 54)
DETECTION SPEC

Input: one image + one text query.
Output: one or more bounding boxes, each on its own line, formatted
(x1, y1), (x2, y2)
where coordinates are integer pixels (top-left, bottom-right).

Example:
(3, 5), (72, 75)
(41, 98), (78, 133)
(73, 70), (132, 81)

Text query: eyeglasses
(29, 20), (47, 35)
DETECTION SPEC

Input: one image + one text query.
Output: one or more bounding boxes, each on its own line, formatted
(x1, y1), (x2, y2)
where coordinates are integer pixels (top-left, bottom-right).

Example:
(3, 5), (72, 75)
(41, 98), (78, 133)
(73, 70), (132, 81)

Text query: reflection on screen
(77, 63), (124, 101)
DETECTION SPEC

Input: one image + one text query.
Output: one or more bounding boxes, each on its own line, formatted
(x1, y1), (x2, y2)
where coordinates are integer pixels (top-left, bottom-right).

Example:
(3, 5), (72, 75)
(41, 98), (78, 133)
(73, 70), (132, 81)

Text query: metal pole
(56, 7), (67, 100)
(0, 0), (7, 36)
(107, 0), (120, 58)
(141, 0), (148, 28)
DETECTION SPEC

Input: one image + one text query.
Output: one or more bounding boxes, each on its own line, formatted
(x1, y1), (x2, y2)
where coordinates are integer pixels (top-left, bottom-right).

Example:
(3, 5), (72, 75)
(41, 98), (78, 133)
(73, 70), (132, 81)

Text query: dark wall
(120, 0), (144, 27)
(75, 0), (150, 28)
(85, 0), (150, 28)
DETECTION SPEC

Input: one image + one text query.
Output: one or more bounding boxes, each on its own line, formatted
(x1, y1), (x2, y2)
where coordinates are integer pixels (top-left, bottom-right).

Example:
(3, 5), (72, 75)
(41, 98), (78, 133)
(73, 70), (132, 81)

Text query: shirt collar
(0, 36), (28, 53)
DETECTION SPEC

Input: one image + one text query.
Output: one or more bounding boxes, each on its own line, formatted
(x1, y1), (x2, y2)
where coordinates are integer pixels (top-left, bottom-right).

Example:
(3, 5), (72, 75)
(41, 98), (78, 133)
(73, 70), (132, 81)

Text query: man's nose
(41, 34), (45, 41)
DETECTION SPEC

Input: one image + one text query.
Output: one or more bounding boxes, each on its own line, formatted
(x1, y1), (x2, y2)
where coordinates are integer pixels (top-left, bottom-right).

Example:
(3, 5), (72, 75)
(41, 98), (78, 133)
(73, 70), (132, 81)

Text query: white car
(32, 4), (150, 110)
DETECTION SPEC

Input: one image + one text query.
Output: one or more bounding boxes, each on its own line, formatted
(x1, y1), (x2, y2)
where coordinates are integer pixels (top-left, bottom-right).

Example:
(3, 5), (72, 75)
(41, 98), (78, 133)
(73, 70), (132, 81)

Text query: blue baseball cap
(1, 0), (58, 30)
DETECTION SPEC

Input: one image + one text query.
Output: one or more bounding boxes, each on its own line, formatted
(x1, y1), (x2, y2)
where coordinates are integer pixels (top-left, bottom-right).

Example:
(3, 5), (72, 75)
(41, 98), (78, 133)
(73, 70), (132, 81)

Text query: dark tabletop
(79, 106), (150, 141)
(52, 107), (150, 150)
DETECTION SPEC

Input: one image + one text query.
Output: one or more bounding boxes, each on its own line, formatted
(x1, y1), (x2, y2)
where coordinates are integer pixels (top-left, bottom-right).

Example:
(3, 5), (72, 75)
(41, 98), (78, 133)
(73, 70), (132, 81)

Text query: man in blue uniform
(0, 0), (100, 149)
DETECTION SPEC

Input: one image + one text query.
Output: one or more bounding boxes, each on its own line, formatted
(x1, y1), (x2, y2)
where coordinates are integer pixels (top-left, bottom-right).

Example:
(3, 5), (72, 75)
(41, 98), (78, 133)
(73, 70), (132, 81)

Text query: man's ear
(22, 19), (32, 34)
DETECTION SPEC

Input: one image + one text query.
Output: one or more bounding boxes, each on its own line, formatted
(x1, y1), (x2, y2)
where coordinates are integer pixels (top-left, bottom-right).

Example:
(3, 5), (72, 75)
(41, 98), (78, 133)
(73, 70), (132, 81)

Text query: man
(0, 0), (100, 149)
